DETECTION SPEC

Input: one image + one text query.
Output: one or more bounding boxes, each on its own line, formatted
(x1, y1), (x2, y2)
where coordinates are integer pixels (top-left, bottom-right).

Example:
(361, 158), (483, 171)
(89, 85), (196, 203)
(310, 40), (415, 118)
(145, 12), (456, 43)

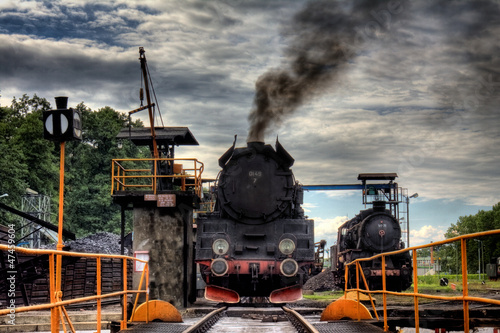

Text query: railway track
(183, 306), (319, 333)
(121, 304), (390, 332)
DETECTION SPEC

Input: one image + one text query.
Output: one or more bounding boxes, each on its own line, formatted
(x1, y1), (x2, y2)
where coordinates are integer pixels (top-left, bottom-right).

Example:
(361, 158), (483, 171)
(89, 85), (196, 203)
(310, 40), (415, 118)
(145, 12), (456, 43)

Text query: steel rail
(282, 306), (319, 333)
(182, 306), (227, 333)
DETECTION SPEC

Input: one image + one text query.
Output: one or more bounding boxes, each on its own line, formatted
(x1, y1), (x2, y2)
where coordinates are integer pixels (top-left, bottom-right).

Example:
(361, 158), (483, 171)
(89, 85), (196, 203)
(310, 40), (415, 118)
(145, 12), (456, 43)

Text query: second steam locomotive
(330, 201), (413, 292)
(195, 139), (315, 303)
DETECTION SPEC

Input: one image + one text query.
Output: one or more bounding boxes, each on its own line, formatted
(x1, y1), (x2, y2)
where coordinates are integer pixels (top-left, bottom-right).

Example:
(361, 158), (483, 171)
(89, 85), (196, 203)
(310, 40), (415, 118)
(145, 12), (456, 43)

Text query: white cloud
(311, 215), (348, 246)
(410, 225), (447, 247)
(300, 202), (317, 214)
(0, 0), (498, 214)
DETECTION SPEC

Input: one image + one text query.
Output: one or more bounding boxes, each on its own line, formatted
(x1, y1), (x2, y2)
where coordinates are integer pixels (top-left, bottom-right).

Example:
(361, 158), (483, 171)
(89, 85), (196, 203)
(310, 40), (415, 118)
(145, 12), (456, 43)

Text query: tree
(0, 95), (147, 238)
(442, 204), (500, 274)
(63, 104), (147, 236)
(0, 95), (58, 227)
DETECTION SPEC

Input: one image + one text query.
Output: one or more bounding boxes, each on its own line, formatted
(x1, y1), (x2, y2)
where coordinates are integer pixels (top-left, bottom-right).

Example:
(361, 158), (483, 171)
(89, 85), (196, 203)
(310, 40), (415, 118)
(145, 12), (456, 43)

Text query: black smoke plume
(247, 0), (405, 142)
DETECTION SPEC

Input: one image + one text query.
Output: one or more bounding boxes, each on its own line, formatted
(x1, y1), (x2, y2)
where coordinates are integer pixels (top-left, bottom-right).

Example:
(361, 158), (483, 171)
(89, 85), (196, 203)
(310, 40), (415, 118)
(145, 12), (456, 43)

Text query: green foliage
(0, 95), (147, 237)
(0, 95), (57, 222)
(440, 204), (500, 275)
(64, 104), (147, 237)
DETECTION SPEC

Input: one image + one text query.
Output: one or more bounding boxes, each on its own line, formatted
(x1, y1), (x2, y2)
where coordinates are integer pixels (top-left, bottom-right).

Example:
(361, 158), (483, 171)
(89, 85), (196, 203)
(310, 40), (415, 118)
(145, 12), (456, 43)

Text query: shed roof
(116, 127), (199, 146)
(357, 173), (398, 181)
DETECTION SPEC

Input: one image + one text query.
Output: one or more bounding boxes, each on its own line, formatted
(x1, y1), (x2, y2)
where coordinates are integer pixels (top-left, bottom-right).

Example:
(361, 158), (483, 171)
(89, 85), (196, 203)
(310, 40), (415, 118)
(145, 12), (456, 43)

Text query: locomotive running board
(205, 285), (240, 303)
(269, 285), (302, 303)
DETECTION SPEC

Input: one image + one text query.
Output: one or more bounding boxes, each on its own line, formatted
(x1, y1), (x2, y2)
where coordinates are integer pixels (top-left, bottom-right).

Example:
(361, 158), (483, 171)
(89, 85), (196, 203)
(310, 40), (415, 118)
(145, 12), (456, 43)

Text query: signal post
(43, 96), (82, 332)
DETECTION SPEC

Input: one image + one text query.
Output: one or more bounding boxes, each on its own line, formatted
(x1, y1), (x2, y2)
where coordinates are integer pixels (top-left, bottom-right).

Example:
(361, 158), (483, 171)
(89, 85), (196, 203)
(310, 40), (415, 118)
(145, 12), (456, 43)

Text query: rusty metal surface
(122, 321), (191, 332)
(313, 321), (386, 332)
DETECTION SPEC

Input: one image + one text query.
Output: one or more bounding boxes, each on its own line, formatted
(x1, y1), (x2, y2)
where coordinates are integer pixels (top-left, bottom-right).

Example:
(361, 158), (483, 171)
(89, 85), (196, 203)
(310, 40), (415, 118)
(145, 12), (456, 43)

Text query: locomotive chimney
(246, 134), (264, 145)
(247, 141), (265, 149)
(55, 96), (68, 110)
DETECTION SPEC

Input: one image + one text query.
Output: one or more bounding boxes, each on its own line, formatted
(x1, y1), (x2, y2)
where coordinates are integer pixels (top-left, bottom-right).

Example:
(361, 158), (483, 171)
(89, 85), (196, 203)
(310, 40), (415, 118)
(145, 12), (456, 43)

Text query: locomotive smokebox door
(218, 141), (294, 224)
(43, 96), (82, 142)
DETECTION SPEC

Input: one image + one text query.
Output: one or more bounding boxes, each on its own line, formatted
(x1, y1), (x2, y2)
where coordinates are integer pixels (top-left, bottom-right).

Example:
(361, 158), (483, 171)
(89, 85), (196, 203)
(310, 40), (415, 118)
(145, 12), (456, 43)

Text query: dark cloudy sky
(1, 0), (499, 247)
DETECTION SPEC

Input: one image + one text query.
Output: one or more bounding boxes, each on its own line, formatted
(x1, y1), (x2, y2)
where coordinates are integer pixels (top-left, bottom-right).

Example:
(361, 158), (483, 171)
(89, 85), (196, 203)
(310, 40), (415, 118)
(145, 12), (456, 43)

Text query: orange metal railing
(0, 244), (150, 332)
(343, 229), (500, 332)
(111, 158), (204, 197)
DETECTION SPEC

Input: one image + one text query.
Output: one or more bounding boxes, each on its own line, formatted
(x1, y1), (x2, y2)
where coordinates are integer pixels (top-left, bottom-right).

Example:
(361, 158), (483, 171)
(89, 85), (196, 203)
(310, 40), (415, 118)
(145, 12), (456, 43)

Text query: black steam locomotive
(195, 139), (315, 303)
(330, 202), (412, 292)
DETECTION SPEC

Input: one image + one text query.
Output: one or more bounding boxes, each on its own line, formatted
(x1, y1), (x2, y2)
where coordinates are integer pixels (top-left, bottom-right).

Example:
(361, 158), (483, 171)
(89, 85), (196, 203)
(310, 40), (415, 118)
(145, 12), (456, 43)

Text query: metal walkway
(120, 322), (191, 332)
(314, 321), (386, 332)
(121, 320), (386, 332)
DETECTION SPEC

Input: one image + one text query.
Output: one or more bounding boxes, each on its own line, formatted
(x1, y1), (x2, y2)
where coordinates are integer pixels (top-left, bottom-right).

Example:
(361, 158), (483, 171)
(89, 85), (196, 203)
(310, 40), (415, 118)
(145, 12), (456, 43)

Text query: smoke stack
(55, 96), (68, 110)
(247, 141), (265, 149)
(373, 201), (386, 212)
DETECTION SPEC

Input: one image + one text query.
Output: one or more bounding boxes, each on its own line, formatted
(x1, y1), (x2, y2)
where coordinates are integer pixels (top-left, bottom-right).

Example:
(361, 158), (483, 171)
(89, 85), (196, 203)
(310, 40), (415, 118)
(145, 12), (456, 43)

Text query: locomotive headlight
(280, 258), (299, 277)
(211, 258), (229, 276)
(212, 239), (229, 255)
(279, 238), (295, 255)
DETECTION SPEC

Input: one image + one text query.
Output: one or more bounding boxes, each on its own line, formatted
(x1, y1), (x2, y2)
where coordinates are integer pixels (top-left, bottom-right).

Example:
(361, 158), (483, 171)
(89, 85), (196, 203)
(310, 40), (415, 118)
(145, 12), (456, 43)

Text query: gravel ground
(303, 268), (339, 292)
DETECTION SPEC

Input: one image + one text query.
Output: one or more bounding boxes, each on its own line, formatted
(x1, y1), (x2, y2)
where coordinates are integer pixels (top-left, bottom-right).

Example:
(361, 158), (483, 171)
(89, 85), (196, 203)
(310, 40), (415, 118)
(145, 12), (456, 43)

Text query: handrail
(0, 244), (150, 332)
(343, 229), (500, 332)
(111, 157), (204, 197)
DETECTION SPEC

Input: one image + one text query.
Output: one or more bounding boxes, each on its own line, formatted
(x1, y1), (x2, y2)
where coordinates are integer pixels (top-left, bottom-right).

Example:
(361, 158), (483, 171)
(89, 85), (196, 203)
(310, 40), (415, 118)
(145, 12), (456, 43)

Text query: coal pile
(44, 232), (128, 255)
(303, 268), (339, 292)
(66, 232), (128, 254)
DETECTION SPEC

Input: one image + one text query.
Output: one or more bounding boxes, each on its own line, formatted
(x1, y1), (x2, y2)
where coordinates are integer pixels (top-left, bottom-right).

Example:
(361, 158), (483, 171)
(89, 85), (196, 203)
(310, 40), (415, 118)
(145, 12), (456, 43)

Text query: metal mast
(139, 47), (160, 159)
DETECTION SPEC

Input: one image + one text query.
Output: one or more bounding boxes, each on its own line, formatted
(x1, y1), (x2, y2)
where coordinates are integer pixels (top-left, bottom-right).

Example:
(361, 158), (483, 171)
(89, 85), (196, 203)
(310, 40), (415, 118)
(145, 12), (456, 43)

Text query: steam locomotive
(195, 139), (315, 303)
(330, 202), (412, 292)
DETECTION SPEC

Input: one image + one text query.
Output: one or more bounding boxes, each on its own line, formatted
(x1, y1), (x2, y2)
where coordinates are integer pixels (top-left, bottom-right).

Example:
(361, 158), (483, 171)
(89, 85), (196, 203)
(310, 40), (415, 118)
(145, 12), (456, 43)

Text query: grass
(302, 276), (500, 305)
(303, 290), (343, 302)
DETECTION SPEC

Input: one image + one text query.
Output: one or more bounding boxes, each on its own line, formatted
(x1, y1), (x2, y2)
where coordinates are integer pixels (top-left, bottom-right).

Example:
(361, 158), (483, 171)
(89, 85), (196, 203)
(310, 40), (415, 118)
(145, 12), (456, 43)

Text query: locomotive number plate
(144, 194), (157, 201)
(157, 194), (176, 207)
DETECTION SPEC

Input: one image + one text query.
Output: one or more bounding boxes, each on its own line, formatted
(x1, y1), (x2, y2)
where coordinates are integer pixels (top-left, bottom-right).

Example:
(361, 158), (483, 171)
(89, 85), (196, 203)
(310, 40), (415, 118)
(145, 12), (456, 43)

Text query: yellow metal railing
(111, 158), (204, 197)
(344, 229), (500, 332)
(0, 245), (150, 332)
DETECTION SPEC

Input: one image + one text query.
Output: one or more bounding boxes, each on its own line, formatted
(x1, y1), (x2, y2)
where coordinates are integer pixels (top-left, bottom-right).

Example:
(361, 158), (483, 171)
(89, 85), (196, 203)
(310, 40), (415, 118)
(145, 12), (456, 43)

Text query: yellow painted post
(153, 159), (157, 195)
(53, 141), (66, 333)
(412, 250), (419, 333)
(344, 263), (349, 297)
(146, 263), (150, 323)
(111, 161), (115, 195)
(130, 265), (147, 322)
(359, 266), (379, 320)
(96, 257), (101, 333)
(122, 258), (128, 330)
(61, 305), (76, 332)
(49, 253), (59, 333)
(121, 164), (125, 191)
(356, 262), (360, 321)
(382, 255), (388, 332)
(461, 239), (469, 332)
(58, 306), (67, 333)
